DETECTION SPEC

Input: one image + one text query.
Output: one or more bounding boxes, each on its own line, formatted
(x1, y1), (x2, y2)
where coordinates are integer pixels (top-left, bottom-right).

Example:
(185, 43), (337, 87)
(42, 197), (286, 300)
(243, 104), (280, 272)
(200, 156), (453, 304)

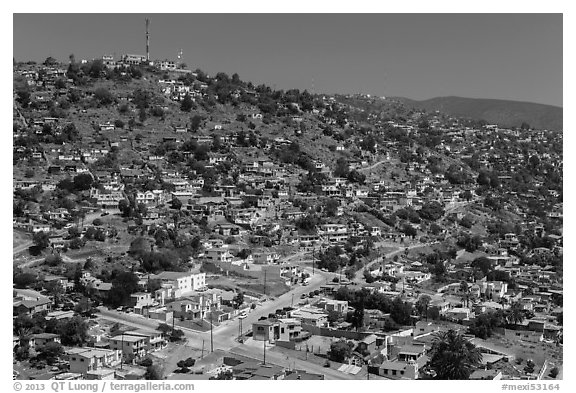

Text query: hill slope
(396, 96), (562, 131)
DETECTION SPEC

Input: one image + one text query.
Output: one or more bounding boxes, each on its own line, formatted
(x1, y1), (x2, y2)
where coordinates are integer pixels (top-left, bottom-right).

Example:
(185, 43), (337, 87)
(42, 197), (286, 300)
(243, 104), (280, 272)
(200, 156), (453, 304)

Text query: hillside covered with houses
(12, 54), (562, 381)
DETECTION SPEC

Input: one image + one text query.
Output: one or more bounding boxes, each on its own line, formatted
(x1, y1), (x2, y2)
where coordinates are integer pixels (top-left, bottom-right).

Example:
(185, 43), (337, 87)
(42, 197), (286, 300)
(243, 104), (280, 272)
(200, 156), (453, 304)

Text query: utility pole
(239, 316), (243, 342)
(120, 333), (124, 370)
(201, 339), (205, 358)
(210, 312), (214, 352)
(263, 338), (266, 365)
(291, 293), (294, 307)
(312, 247), (315, 274)
(263, 270), (267, 296)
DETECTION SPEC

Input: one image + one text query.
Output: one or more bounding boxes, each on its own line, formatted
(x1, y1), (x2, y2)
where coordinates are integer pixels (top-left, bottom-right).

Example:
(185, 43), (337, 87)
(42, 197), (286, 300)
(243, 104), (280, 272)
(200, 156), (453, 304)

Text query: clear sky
(13, 13), (563, 107)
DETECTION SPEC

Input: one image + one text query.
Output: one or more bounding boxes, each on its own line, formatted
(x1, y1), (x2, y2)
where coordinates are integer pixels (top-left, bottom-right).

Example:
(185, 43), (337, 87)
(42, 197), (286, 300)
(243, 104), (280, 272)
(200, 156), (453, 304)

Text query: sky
(13, 13), (563, 107)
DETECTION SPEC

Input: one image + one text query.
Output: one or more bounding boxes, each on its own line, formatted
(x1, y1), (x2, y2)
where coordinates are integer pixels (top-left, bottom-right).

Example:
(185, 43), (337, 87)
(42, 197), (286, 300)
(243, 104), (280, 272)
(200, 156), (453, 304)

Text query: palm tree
(460, 280), (470, 307)
(507, 302), (525, 325)
(428, 329), (482, 379)
(45, 281), (65, 309)
(415, 295), (431, 320)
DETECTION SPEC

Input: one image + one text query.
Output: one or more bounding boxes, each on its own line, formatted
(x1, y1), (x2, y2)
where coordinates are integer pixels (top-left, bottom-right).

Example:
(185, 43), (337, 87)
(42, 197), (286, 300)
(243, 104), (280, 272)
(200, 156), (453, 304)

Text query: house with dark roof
(13, 297), (52, 315)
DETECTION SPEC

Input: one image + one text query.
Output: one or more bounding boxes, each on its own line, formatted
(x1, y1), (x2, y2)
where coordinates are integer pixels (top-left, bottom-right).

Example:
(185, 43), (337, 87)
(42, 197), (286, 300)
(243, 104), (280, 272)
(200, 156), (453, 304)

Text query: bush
(549, 367), (559, 378)
(94, 88), (114, 106)
(139, 358), (153, 367)
(45, 254), (63, 267)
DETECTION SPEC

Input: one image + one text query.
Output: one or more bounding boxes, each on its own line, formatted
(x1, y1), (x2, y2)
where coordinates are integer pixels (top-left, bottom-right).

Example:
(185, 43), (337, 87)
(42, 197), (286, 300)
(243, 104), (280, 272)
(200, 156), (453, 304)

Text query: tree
(106, 272), (139, 307)
(402, 224), (417, 239)
(524, 359), (535, 374)
(428, 329), (482, 379)
(15, 88), (31, 108)
(460, 190), (473, 202)
(418, 201), (445, 221)
(351, 302), (364, 331)
(118, 199), (132, 217)
(74, 297), (94, 316)
(180, 93), (194, 112)
(328, 339), (354, 363)
(33, 231), (50, 250)
(69, 237), (86, 249)
(132, 88), (152, 109)
(190, 115), (203, 132)
(157, 324), (172, 335)
(549, 367), (559, 378)
(334, 157), (349, 178)
(73, 173), (93, 191)
(139, 358), (153, 367)
(507, 302), (525, 325)
(44, 56), (58, 66)
(324, 198), (339, 217)
(14, 272), (37, 288)
(55, 316), (88, 346)
(232, 292), (244, 309)
(390, 297), (413, 325)
(471, 257), (493, 276)
(170, 329), (185, 342)
(415, 295), (431, 319)
(171, 197), (182, 210)
(459, 215), (474, 229)
(45, 281), (65, 308)
(93, 88), (114, 106)
(144, 365), (163, 380)
(327, 310), (341, 325)
(36, 342), (64, 365)
(432, 261), (447, 281)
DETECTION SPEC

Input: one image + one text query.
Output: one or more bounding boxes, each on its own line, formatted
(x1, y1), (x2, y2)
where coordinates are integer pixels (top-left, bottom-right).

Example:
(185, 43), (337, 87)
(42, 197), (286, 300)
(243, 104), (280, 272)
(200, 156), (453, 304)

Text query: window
(281, 328), (285, 334)
(392, 370), (397, 376)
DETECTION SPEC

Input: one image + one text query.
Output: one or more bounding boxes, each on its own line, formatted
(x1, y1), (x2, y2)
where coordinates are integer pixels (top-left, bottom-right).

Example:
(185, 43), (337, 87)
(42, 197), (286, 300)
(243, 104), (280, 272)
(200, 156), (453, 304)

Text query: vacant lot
(13, 229), (31, 249)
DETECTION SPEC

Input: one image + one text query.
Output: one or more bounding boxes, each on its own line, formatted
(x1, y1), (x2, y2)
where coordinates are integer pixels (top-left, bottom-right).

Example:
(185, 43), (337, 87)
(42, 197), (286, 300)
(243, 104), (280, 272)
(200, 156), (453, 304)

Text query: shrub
(549, 367), (559, 378)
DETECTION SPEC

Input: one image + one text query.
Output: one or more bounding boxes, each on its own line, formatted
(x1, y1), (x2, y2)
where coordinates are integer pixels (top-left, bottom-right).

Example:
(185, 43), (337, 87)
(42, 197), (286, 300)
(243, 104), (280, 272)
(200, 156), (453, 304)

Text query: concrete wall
(276, 340), (296, 350)
(301, 323), (373, 340)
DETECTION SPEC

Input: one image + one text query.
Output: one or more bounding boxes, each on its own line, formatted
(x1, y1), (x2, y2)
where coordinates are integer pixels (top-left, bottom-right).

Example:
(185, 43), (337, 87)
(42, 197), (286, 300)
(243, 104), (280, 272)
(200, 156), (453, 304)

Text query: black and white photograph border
(4, 1), (572, 392)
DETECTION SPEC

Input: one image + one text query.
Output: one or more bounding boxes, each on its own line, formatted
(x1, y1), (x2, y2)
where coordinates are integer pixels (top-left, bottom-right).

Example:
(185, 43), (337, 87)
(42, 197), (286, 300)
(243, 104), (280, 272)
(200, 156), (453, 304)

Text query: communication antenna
(146, 18), (150, 61)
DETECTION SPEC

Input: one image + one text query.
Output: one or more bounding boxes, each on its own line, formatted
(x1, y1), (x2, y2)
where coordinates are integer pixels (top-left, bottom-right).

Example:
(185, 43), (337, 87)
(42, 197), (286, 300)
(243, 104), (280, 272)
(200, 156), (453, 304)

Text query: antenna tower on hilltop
(146, 18), (150, 62)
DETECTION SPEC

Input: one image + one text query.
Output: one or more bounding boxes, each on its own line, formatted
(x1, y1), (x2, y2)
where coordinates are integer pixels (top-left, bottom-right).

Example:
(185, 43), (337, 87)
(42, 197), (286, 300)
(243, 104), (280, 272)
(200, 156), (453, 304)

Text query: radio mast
(146, 18), (150, 62)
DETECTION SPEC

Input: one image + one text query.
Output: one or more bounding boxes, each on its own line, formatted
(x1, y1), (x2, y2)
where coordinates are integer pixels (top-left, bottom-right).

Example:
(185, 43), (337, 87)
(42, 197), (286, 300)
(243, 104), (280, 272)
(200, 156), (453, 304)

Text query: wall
(301, 323), (373, 340)
(276, 340), (296, 350)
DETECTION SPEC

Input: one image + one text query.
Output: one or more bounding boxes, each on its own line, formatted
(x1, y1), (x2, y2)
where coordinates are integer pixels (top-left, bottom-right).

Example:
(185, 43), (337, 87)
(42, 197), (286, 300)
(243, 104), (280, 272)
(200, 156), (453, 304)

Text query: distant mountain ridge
(394, 96), (562, 131)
